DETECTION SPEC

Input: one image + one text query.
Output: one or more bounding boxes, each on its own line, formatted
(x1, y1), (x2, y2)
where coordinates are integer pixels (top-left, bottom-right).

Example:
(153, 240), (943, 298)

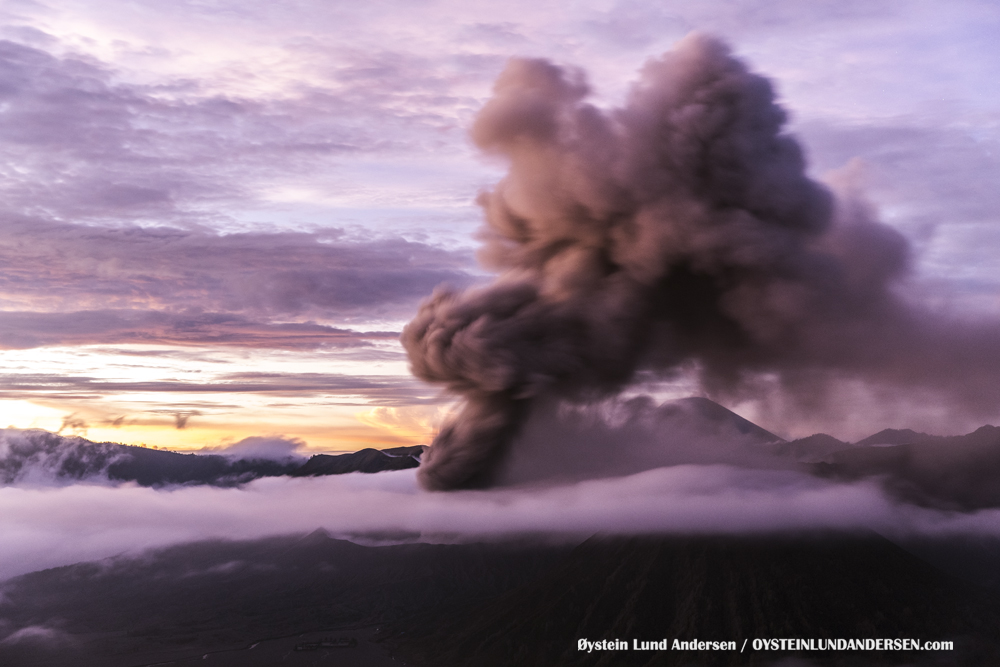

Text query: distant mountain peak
(855, 428), (931, 446)
(769, 433), (848, 462)
(673, 396), (785, 443)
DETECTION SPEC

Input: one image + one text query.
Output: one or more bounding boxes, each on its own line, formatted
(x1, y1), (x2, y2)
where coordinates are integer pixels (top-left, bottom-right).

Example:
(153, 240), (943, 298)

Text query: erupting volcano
(404, 34), (1000, 490)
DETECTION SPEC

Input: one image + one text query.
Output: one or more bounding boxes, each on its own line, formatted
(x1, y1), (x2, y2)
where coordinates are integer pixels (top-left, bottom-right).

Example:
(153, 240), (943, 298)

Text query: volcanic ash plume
(402, 34), (995, 490)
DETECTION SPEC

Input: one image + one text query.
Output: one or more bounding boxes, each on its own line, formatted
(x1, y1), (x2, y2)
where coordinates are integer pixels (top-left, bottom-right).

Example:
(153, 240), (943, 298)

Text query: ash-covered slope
(642, 407), (1000, 512)
(437, 393), (1000, 508)
(813, 425), (1000, 510)
(491, 396), (785, 486)
(386, 533), (1000, 667)
(0, 428), (420, 487)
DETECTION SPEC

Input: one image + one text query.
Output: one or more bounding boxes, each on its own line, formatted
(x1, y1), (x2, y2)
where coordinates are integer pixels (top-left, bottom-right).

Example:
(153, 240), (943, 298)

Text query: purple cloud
(0, 37), (480, 225)
(0, 370), (437, 406)
(0, 217), (474, 316)
(0, 310), (400, 350)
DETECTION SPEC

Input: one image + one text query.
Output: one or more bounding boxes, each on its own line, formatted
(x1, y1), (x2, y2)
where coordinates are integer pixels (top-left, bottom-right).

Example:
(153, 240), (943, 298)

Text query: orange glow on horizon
(0, 399), (426, 455)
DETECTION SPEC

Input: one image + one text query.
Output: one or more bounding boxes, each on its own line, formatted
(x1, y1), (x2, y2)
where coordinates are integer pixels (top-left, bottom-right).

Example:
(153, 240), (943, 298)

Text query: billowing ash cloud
(402, 34), (1000, 490)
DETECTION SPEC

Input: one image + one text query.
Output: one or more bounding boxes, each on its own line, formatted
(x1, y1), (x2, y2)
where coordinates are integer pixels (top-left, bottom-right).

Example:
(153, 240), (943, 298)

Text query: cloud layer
(4, 394), (1000, 582)
(0, 37), (479, 354)
(0, 218), (475, 328)
(5, 463), (1000, 582)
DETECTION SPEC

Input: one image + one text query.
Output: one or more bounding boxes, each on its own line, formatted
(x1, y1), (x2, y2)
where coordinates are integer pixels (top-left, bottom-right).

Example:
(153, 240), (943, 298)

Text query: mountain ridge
(7, 401), (1000, 510)
(0, 428), (421, 487)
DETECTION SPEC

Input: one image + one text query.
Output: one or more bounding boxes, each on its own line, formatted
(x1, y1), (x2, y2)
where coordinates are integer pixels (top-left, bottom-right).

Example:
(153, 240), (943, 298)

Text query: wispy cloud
(0, 370), (436, 404)
(0, 218), (475, 317)
(0, 310), (400, 350)
(0, 37), (481, 226)
(0, 35), (480, 348)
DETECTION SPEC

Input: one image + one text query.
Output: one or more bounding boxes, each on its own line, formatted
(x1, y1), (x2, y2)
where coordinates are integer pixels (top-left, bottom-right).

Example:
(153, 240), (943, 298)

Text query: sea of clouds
(3, 462), (1000, 581)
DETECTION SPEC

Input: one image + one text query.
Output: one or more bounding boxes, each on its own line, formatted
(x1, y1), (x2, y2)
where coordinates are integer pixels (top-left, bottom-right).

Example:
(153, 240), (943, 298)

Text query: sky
(0, 0), (999, 452)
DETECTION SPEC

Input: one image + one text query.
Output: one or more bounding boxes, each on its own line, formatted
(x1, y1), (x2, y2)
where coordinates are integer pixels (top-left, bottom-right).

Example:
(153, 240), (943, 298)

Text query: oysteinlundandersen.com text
(577, 638), (954, 653)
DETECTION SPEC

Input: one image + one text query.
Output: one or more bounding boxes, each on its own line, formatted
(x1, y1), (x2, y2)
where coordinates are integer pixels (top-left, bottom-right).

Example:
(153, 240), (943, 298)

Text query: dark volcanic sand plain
(2, 529), (1000, 667)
